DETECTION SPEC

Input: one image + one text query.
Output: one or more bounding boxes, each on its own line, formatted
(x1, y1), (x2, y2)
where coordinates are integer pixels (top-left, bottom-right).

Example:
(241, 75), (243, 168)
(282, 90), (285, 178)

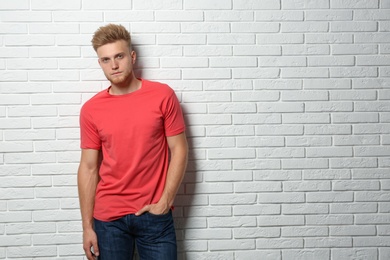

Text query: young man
(77, 24), (188, 260)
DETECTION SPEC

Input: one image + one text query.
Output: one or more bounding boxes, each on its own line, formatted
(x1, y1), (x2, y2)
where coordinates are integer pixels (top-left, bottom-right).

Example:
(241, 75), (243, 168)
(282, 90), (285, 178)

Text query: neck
(109, 76), (141, 95)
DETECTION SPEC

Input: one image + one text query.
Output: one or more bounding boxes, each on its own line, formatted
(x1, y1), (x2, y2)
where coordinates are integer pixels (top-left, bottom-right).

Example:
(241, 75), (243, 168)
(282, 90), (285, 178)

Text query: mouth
(111, 72), (122, 76)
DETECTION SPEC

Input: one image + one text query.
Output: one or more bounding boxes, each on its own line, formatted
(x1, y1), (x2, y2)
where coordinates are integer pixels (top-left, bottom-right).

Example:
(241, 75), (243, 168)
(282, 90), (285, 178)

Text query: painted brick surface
(0, 0), (389, 259)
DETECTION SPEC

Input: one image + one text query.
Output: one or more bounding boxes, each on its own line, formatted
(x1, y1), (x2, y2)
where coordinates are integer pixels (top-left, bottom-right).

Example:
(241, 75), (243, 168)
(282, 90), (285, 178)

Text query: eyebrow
(99, 52), (126, 60)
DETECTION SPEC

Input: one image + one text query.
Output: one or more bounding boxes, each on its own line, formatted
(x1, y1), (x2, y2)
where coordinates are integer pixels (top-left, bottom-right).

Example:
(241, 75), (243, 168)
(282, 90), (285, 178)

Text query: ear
(131, 51), (136, 64)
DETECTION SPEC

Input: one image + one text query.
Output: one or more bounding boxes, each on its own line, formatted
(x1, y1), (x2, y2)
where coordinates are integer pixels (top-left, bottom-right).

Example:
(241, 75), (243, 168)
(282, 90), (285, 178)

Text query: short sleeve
(162, 91), (186, 137)
(79, 105), (101, 150)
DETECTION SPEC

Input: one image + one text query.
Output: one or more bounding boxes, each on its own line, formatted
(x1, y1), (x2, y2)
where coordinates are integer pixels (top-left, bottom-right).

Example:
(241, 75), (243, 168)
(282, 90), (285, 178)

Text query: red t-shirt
(79, 79), (185, 221)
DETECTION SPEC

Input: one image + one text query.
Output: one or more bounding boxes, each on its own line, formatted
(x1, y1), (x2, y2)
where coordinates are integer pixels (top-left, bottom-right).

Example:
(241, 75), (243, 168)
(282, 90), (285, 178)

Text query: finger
(92, 241), (100, 258)
(135, 205), (150, 216)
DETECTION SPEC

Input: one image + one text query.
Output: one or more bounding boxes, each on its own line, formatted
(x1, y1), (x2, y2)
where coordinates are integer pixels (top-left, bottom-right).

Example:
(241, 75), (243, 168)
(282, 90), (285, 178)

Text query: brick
(356, 191), (390, 202)
(158, 35), (206, 45)
(209, 216), (256, 228)
(282, 68), (329, 78)
(282, 203), (329, 214)
(210, 57), (257, 68)
(134, 0), (182, 10)
(0, 71), (28, 82)
(258, 193), (305, 204)
(204, 171), (252, 182)
(257, 147), (304, 158)
(209, 148), (256, 159)
(210, 34), (256, 45)
(31, 0), (80, 10)
(304, 169), (351, 180)
(283, 113), (330, 124)
(209, 239), (255, 251)
(306, 102), (353, 113)
(306, 33), (353, 44)
(233, 204), (280, 216)
(330, 226), (376, 236)
(282, 227), (328, 237)
(356, 33), (390, 43)
(283, 250), (330, 260)
(208, 125), (255, 136)
(235, 182), (281, 193)
(334, 135), (380, 146)
(284, 181), (331, 192)
(259, 56), (306, 67)
(257, 33), (304, 44)
(185, 45), (232, 56)
(306, 10), (352, 21)
(282, 22), (329, 32)
(234, 114), (282, 125)
(0, 165), (31, 177)
(0, 0), (29, 10)
(255, 79), (302, 90)
(237, 136), (284, 147)
(331, 203), (377, 213)
(257, 238), (303, 249)
(332, 44), (378, 55)
(257, 102), (304, 113)
(234, 45), (281, 56)
(332, 67), (378, 78)
(258, 216), (305, 226)
(185, 229), (231, 240)
(354, 237), (390, 247)
(305, 237), (352, 248)
(330, 90), (377, 100)
(308, 56), (355, 66)
(206, 11), (253, 21)
(353, 169), (389, 179)
(6, 222), (56, 234)
(33, 233), (81, 245)
(331, 21), (377, 32)
(236, 251), (281, 260)
(255, 11), (304, 21)
(83, 0), (130, 10)
(156, 11), (203, 21)
(183, 68), (231, 79)
(208, 102), (256, 114)
(256, 125), (304, 135)
(282, 158), (329, 169)
(53, 11), (103, 22)
(186, 252), (233, 260)
(5, 35), (55, 46)
(331, 0), (379, 9)
(332, 249), (378, 260)
(185, 0), (231, 9)
(204, 80), (252, 91)
(305, 124), (352, 135)
(234, 159), (280, 170)
(0, 23), (27, 34)
(307, 192), (354, 203)
(254, 170), (301, 181)
(233, 68), (280, 79)
(283, 44), (330, 55)
(234, 0), (280, 9)
(184, 206), (231, 217)
(282, 0), (329, 9)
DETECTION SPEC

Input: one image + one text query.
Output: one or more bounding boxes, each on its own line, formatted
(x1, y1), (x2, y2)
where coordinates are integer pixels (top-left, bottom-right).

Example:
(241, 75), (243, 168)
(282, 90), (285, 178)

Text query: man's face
(96, 40), (135, 87)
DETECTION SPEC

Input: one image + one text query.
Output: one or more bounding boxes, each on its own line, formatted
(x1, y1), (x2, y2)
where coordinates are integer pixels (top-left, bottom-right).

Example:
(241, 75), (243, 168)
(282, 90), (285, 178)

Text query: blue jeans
(94, 211), (177, 260)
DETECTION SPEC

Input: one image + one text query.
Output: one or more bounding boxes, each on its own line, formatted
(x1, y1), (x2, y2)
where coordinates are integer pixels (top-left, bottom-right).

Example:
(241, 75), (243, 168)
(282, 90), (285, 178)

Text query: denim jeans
(94, 211), (177, 260)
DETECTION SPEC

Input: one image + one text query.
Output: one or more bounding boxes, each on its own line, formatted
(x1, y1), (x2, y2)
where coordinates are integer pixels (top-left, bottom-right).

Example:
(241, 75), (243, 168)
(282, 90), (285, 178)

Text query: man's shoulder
(143, 79), (174, 95)
(81, 89), (107, 111)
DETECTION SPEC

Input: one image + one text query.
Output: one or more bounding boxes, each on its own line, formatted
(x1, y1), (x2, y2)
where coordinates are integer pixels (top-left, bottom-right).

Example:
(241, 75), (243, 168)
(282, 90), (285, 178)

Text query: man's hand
(83, 228), (99, 260)
(135, 200), (170, 216)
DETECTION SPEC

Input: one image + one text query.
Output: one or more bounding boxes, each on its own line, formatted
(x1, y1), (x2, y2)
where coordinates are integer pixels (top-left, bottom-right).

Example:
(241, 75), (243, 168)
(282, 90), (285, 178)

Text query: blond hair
(91, 24), (132, 52)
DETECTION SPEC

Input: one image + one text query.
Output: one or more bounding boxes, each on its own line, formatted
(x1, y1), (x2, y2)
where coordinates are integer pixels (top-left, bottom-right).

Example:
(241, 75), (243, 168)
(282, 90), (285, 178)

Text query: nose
(111, 59), (119, 70)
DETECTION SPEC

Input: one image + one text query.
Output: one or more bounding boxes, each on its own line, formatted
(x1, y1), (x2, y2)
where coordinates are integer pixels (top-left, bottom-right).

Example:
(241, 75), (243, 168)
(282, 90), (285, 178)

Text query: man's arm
(136, 132), (188, 215)
(77, 149), (101, 260)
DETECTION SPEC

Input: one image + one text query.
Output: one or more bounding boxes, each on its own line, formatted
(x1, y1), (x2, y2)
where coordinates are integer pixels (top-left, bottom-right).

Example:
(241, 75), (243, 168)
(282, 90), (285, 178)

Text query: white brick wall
(0, 0), (389, 259)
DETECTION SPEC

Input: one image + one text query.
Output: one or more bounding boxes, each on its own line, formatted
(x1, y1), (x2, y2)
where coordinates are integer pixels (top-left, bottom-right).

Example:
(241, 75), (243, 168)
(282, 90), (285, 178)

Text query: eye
(117, 54), (124, 59)
(101, 58), (110, 63)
